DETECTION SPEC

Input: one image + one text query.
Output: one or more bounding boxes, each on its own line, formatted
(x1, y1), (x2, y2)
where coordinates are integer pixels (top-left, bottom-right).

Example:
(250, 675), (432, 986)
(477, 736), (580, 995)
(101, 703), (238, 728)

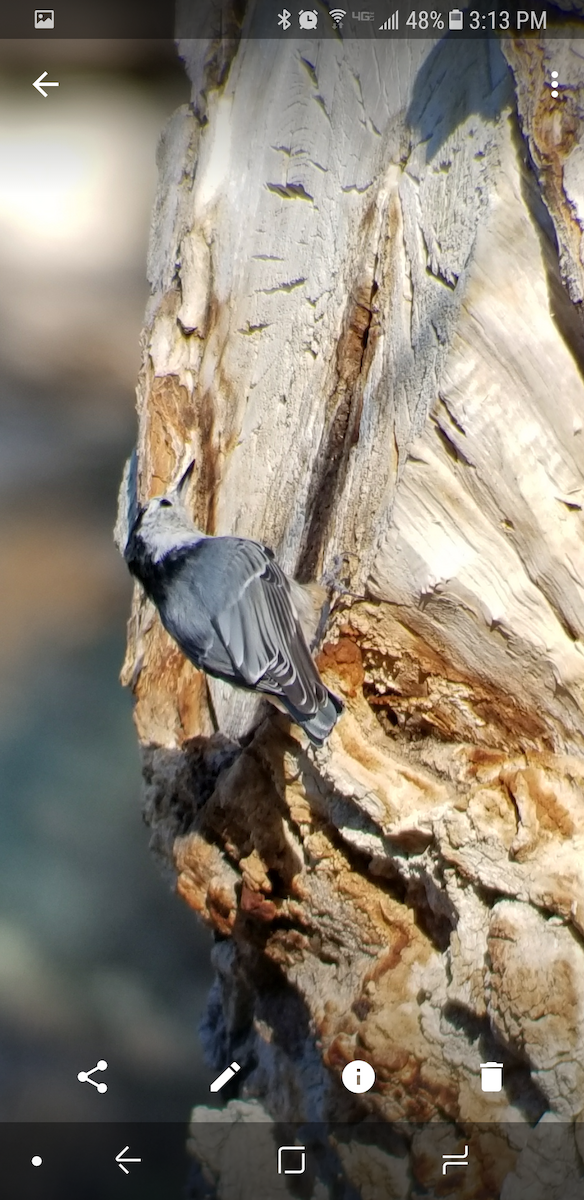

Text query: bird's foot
(321, 551), (364, 603)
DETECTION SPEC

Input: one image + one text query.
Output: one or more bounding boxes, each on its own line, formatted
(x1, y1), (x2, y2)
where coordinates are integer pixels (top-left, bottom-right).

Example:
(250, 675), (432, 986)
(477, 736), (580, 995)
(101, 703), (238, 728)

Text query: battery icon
(449, 8), (463, 26)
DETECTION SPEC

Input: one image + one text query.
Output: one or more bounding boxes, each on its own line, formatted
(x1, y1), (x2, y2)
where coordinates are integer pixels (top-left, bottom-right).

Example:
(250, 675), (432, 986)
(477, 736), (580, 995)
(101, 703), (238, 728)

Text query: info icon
(341, 1059), (375, 1094)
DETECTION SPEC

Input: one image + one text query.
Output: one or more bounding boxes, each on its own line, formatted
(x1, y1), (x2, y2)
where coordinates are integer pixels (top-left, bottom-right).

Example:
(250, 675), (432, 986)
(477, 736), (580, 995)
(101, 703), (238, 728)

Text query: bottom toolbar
(2, 1121), (583, 1198)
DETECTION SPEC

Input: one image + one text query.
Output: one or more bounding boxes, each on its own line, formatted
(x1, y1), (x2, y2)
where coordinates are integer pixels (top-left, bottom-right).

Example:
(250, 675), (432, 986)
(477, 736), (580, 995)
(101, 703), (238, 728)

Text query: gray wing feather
(163, 537), (324, 716)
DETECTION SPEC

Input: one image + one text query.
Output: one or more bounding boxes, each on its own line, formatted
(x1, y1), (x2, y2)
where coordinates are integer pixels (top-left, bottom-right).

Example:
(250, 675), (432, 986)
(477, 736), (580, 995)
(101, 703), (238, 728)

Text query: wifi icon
(330, 7), (346, 22)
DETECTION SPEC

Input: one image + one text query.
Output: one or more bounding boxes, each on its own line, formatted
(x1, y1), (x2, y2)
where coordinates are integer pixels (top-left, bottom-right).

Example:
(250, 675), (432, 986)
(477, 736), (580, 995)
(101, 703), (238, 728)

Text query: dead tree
(117, 27), (584, 1198)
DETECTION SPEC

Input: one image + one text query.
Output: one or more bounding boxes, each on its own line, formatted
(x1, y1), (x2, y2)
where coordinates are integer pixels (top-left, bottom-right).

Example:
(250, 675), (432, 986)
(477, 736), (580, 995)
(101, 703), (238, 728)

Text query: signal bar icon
(379, 10), (399, 28)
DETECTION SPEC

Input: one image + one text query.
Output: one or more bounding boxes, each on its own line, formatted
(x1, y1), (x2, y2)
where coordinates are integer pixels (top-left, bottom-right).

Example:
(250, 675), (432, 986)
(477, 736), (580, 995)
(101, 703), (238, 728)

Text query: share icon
(77, 1060), (108, 1093)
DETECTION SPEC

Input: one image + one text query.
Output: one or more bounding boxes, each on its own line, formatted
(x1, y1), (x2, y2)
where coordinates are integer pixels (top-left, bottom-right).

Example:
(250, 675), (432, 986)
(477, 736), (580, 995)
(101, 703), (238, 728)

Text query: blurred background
(0, 39), (214, 1121)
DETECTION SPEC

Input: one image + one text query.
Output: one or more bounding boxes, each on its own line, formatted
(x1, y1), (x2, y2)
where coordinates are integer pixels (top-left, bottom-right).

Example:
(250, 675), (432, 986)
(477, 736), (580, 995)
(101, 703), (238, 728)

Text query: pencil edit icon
(210, 1062), (241, 1092)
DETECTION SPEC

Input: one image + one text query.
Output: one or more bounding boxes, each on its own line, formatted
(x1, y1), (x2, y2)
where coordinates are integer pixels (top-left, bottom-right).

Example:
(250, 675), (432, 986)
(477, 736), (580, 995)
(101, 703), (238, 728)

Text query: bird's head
(125, 459), (202, 564)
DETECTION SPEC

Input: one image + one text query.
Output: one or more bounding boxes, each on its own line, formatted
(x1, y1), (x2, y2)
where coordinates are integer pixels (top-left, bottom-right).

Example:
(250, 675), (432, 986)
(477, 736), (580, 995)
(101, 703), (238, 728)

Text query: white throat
(140, 504), (207, 563)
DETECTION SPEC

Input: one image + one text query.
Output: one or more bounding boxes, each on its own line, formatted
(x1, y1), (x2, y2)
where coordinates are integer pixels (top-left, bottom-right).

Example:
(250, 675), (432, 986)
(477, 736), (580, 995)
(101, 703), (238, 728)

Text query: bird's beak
(174, 458), (196, 500)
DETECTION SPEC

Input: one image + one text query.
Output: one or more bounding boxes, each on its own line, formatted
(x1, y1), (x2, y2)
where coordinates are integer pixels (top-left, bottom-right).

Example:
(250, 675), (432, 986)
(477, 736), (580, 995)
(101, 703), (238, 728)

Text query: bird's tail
(297, 689), (344, 747)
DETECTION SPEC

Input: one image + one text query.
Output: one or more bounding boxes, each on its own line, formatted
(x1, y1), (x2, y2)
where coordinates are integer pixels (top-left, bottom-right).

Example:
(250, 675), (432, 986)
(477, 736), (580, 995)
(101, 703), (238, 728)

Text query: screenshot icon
(34, 9), (54, 27)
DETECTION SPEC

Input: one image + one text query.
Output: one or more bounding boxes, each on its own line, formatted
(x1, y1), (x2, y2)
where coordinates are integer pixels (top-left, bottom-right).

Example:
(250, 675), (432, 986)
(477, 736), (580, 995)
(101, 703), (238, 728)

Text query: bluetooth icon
(278, 8), (291, 28)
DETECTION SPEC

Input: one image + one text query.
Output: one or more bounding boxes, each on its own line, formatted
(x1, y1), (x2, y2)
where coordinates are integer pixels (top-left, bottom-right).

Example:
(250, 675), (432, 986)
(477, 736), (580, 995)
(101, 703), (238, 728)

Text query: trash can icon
(480, 1062), (503, 1092)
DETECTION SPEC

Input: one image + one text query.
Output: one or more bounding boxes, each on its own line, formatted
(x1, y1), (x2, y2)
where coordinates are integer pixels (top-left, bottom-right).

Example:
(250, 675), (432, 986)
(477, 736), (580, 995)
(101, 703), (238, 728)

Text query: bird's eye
(159, 498), (172, 508)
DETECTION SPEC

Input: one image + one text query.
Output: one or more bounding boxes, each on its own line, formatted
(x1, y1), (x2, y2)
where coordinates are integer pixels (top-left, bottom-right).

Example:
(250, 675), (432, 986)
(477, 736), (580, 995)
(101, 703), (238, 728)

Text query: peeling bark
(119, 28), (584, 1198)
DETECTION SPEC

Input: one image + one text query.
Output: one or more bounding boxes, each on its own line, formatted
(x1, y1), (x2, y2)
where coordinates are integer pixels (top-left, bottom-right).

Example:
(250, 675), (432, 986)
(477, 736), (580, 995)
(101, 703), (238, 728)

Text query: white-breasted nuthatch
(123, 462), (343, 746)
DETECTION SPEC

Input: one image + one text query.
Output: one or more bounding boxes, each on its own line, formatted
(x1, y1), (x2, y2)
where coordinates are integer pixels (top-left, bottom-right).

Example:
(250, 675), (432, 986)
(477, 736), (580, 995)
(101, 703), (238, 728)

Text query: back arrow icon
(115, 1147), (142, 1175)
(33, 71), (59, 97)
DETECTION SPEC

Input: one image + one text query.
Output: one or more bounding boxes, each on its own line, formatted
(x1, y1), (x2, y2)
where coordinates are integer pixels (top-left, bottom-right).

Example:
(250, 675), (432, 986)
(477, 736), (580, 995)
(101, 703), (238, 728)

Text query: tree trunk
(118, 27), (584, 1197)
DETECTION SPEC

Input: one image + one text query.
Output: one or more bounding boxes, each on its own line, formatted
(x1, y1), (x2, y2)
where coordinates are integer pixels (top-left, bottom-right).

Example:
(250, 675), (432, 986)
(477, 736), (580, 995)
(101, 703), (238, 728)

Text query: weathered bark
(118, 27), (584, 1197)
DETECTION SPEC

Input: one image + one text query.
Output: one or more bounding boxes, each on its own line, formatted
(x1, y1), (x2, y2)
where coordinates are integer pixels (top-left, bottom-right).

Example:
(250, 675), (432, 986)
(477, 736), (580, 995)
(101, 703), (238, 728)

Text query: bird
(123, 462), (344, 746)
